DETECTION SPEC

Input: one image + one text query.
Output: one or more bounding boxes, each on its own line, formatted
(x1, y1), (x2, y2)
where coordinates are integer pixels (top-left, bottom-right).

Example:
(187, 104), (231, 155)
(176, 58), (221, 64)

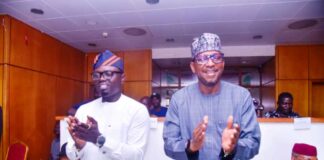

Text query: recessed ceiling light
(102, 32), (108, 38)
(146, 0), (159, 4)
(86, 20), (97, 26)
(253, 35), (263, 40)
(88, 43), (97, 47)
(123, 28), (146, 36)
(288, 19), (318, 30)
(30, 8), (44, 15)
(166, 38), (175, 42)
(241, 60), (248, 64)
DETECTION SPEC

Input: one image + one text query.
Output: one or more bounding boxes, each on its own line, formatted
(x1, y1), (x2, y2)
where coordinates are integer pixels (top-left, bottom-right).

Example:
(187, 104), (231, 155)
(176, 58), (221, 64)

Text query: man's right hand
(221, 115), (240, 154)
(67, 116), (86, 150)
(189, 116), (208, 152)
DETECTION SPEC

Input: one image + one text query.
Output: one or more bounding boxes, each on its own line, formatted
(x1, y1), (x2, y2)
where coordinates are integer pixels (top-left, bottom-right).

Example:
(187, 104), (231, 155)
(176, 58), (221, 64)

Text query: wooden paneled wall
(310, 82), (324, 117)
(0, 15), (87, 160)
(123, 50), (152, 100)
(86, 50), (152, 101)
(0, 15), (9, 160)
(276, 45), (324, 117)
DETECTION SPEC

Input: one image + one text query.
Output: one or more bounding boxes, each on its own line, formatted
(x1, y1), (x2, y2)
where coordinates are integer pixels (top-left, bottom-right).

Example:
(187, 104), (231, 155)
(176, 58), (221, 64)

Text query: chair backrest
(6, 141), (29, 160)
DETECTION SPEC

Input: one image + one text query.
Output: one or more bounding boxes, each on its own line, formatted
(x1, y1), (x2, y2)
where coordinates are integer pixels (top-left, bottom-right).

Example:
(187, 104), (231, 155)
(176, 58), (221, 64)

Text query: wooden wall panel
(27, 28), (43, 71)
(39, 35), (60, 74)
(1, 16), (88, 160)
(0, 15), (9, 160)
(8, 67), (85, 160)
(69, 46), (86, 81)
(55, 78), (84, 116)
(123, 81), (152, 101)
(9, 18), (60, 73)
(276, 46), (309, 79)
(276, 45), (324, 117)
(0, 16), (4, 63)
(57, 44), (85, 80)
(124, 50), (152, 81)
(9, 18), (61, 74)
(310, 82), (324, 117)
(0, 16), (4, 103)
(309, 45), (324, 80)
(276, 80), (308, 116)
(0, 66), (3, 160)
(10, 18), (85, 80)
(10, 19), (35, 68)
(0, 65), (3, 160)
(0, 65), (3, 107)
(8, 66), (56, 160)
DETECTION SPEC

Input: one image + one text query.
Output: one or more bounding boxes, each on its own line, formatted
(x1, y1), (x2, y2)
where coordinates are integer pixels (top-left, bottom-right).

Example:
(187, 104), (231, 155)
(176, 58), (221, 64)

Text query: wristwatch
(96, 135), (106, 148)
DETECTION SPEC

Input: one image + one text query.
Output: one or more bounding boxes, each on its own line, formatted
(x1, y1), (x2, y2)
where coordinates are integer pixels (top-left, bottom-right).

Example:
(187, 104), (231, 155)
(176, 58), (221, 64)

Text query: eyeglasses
(193, 53), (224, 65)
(91, 70), (123, 81)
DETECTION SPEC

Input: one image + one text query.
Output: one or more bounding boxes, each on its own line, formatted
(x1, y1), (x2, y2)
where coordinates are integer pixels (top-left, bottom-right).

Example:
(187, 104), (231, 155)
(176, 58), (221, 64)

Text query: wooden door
(309, 45), (324, 79)
(276, 46), (309, 79)
(310, 82), (324, 117)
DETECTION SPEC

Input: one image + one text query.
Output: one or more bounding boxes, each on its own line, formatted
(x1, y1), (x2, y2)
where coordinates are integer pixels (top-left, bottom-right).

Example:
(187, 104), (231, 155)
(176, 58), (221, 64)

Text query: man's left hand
(73, 116), (101, 144)
(221, 115), (240, 154)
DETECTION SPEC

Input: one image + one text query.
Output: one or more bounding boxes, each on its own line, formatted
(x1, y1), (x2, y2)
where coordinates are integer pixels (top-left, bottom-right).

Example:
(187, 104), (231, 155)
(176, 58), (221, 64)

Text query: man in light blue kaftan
(163, 33), (261, 160)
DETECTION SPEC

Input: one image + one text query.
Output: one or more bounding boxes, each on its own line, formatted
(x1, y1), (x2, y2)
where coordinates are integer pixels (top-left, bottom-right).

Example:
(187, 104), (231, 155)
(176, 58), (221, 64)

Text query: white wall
(61, 118), (323, 160)
(254, 122), (323, 160)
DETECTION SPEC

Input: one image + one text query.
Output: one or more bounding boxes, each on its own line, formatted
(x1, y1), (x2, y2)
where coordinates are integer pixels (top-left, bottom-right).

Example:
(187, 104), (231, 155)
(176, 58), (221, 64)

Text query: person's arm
(220, 115), (240, 159)
(65, 115), (87, 160)
(229, 93), (261, 159)
(163, 97), (195, 160)
(100, 107), (150, 160)
(65, 139), (87, 160)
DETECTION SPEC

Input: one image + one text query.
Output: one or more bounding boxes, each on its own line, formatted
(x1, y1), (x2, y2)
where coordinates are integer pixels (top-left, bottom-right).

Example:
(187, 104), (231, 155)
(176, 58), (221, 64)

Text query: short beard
(198, 76), (218, 87)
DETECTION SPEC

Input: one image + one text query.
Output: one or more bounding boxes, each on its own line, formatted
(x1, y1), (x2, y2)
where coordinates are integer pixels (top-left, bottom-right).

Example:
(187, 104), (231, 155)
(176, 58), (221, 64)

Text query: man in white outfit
(66, 50), (150, 160)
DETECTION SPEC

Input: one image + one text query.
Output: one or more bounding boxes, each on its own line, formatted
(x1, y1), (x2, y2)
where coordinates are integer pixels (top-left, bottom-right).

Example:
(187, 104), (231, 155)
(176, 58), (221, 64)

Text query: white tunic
(66, 94), (150, 160)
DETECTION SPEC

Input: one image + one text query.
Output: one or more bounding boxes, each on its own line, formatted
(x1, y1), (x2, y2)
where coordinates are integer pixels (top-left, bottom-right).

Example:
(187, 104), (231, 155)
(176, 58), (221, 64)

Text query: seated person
(139, 96), (152, 111)
(59, 143), (68, 160)
(139, 96), (157, 117)
(291, 143), (317, 160)
(150, 93), (168, 117)
(50, 121), (60, 160)
(264, 92), (300, 118)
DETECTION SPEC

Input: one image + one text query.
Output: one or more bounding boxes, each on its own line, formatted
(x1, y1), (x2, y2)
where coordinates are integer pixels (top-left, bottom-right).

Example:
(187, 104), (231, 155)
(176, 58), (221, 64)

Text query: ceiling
(1, 0), (324, 54)
(1, 0), (323, 68)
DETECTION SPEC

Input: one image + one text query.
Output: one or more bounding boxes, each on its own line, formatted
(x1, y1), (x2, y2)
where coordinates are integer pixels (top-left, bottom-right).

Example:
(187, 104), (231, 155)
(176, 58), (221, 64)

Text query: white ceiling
(1, 0), (324, 53)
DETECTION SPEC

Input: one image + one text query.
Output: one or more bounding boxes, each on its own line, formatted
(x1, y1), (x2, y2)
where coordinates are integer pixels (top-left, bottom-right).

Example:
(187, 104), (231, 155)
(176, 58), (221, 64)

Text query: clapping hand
(67, 116), (101, 148)
(73, 116), (101, 144)
(67, 116), (86, 149)
(190, 116), (208, 152)
(221, 115), (240, 154)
